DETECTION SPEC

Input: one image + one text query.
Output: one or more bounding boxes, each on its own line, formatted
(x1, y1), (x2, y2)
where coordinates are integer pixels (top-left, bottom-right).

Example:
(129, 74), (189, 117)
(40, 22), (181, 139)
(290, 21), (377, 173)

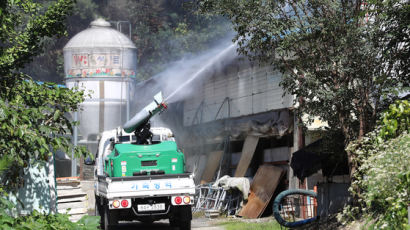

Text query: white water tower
(64, 18), (137, 176)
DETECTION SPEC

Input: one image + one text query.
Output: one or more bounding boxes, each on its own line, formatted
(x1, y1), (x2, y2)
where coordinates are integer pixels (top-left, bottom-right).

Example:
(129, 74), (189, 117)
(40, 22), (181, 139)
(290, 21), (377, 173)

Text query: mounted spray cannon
(123, 92), (168, 144)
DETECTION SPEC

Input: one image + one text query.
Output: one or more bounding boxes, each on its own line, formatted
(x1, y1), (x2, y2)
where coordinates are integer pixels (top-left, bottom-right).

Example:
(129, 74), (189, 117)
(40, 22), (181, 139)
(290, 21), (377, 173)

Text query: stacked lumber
(56, 177), (88, 222)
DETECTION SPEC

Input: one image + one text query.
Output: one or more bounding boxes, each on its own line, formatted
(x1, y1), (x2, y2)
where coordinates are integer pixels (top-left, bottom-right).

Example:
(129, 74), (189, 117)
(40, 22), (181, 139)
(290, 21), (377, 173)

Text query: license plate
(137, 203), (165, 212)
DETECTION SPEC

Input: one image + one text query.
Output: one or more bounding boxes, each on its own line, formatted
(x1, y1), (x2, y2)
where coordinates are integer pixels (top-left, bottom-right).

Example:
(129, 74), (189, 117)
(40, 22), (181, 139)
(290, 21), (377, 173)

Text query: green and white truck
(94, 92), (195, 230)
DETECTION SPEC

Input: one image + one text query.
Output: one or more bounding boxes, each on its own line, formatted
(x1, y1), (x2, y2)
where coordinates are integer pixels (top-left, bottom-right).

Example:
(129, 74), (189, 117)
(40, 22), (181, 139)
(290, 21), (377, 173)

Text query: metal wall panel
(252, 72), (267, 94)
(204, 80), (215, 104)
(230, 95), (253, 117)
(252, 92), (268, 113)
(213, 80), (228, 104)
(227, 74), (240, 99)
(203, 103), (219, 123)
(183, 61), (293, 126)
(183, 109), (195, 126)
(184, 88), (204, 111)
(237, 70), (253, 97)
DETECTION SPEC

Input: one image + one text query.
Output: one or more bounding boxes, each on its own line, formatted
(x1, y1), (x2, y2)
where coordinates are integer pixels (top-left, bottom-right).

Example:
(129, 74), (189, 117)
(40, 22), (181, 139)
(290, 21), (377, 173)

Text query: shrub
(359, 132), (409, 229)
(342, 100), (410, 229)
(0, 188), (99, 230)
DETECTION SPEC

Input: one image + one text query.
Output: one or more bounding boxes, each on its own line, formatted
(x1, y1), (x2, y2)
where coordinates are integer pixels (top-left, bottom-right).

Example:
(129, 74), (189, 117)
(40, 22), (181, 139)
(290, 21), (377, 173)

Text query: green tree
(198, 0), (409, 176)
(368, 0), (409, 84)
(22, 0), (99, 83)
(17, 0), (231, 82)
(101, 0), (231, 79)
(0, 0), (88, 190)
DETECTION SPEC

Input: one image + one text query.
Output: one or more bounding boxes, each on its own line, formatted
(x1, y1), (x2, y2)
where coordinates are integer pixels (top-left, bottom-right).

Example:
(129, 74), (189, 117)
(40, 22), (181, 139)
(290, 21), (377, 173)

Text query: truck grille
(141, 160), (157, 166)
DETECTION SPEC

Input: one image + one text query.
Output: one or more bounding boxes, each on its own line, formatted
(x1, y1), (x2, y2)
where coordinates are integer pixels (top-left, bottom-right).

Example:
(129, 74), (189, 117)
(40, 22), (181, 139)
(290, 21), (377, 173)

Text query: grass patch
(218, 219), (282, 230)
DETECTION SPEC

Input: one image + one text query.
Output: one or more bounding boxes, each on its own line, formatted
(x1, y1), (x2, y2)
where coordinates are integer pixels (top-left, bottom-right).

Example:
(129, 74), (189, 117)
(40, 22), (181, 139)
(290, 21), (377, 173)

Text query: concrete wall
(7, 160), (55, 215)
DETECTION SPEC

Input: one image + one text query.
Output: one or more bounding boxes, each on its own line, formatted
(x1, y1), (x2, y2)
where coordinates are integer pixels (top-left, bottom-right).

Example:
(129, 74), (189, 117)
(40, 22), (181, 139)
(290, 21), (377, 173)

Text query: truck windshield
(119, 136), (130, 142)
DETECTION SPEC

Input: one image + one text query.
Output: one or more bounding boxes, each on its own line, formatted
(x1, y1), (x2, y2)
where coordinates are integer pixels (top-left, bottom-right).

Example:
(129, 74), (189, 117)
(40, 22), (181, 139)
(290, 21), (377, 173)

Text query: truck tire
(177, 205), (192, 230)
(95, 201), (103, 229)
(179, 220), (191, 230)
(95, 202), (100, 216)
(169, 218), (178, 227)
(103, 205), (117, 230)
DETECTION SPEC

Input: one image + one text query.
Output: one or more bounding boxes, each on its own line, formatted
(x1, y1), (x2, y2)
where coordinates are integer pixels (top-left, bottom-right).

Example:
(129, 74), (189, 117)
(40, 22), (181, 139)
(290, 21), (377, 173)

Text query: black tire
(141, 219), (154, 224)
(169, 218), (178, 227)
(179, 220), (191, 230)
(95, 201), (103, 229)
(103, 204), (117, 230)
(95, 202), (99, 215)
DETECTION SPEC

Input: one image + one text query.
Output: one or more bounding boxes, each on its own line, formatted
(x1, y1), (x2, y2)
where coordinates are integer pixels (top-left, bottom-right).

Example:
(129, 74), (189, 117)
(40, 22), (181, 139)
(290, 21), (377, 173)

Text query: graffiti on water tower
(73, 55), (88, 66)
(67, 53), (136, 78)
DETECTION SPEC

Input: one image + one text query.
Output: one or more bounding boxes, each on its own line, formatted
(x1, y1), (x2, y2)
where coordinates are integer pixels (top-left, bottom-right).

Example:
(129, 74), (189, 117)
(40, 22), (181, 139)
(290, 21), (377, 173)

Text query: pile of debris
(193, 165), (285, 219)
(194, 175), (248, 217)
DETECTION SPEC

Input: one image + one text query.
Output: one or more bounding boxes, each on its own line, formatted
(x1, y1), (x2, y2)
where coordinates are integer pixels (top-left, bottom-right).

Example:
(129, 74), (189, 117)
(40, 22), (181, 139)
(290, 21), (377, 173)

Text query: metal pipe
(126, 80), (130, 121)
(72, 109), (78, 177)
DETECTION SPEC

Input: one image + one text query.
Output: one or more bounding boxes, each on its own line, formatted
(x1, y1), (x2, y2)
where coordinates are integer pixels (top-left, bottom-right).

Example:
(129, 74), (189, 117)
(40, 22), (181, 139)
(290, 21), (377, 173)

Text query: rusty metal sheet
(234, 135), (259, 177)
(238, 165), (284, 218)
(200, 150), (224, 184)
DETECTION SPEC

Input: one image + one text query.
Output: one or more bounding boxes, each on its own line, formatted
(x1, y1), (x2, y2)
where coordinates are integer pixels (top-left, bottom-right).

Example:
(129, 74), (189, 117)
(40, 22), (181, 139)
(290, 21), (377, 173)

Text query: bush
(342, 100), (410, 229)
(0, 188), (99, 230)
(0, 210), (100, 230)
(359, 132), (409, 229)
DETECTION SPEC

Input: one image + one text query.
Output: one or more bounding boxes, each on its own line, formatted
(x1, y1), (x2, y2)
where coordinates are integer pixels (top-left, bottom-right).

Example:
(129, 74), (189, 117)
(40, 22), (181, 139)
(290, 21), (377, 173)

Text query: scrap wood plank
(58, 201), (87, 210)
(200, 150), (224, 184)
(56, 176), (80, 183)
(234, 135), (259, 177)
(58, 196), (86, 204)
(56, 177), (81, 187)
(59, 207), (87, 215)
(57, 189), (87, 198)
(238, 165), (284, 218)
(57, 185), (82, 190)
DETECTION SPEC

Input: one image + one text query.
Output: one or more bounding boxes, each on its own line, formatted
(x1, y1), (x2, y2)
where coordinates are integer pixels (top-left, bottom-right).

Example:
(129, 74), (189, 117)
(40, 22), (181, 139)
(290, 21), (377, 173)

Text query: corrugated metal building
(177, 58), (297, 185)
(135, 53), (304, 189)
